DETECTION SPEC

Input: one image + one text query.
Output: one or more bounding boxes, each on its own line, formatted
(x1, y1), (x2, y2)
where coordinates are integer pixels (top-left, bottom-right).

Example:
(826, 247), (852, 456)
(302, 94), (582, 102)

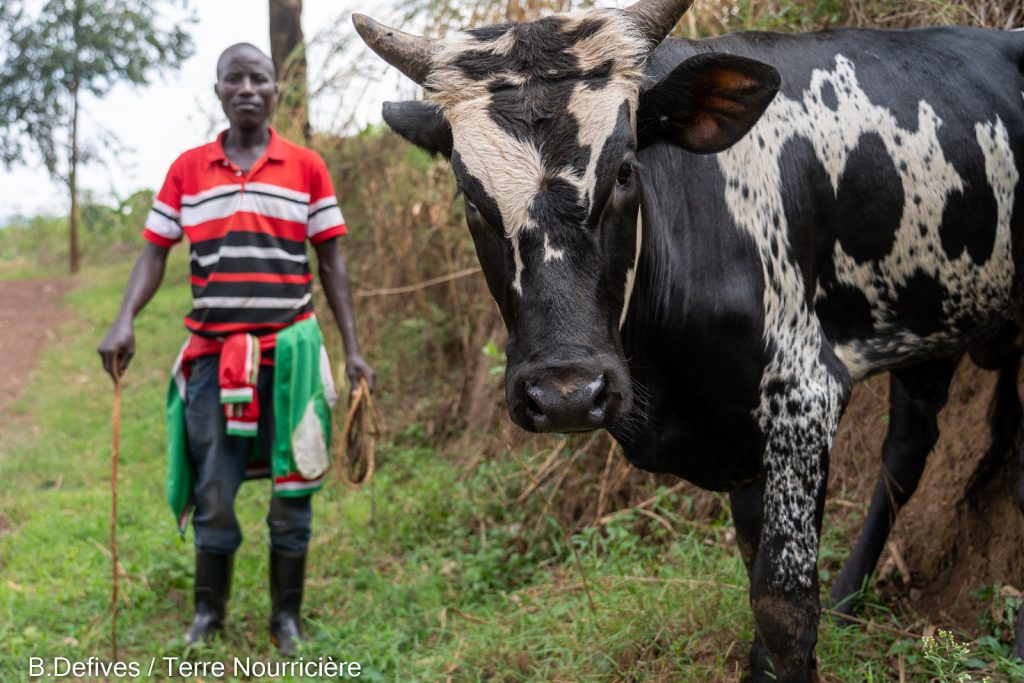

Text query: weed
(921, 630), (990, 683)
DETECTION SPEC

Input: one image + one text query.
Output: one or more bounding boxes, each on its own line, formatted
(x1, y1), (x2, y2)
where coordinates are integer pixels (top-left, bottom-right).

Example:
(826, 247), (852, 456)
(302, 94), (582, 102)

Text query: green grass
(1, 259), (1022, 682)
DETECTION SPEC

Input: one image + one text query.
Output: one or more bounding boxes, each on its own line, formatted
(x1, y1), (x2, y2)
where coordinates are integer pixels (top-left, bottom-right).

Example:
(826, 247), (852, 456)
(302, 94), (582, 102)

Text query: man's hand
(346, 353), (375, 393)
(97, 318), (136, 381)
(96, 242), (169, 382)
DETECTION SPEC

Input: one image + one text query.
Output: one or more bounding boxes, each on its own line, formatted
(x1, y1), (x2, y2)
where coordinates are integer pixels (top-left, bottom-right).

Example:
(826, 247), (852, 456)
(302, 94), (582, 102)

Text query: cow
(352, 1), (1024, 680)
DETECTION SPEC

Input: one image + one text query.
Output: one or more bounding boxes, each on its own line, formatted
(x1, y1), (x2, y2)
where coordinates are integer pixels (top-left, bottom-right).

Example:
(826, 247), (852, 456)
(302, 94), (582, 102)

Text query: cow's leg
(730, 477), (770, 673)
(829, 357), (958, 617)
(745, 368), (849, 683)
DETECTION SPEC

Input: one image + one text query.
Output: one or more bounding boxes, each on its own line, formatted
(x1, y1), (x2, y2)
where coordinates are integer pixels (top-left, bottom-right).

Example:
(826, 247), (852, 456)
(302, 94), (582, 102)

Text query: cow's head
(354, 0), (779, 434)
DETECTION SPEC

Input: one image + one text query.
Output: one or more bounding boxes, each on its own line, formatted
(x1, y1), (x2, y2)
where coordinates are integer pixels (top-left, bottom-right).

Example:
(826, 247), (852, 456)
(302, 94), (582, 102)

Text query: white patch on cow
(542, 233), (564, 262)
(833, 345), (872, 380)
(716, 54), (1020, 590)
(512, 236), (525, 295)
(428, 9), (648, 297)
(620, 209), (642, 329)
(569, 84), (638, 210)
(972, 117), (1018, 295)
(445, 110), (572, 291)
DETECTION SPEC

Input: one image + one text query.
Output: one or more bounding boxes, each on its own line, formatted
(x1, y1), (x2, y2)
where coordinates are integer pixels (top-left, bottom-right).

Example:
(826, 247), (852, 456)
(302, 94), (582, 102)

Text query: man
(97, 43), (374, 655)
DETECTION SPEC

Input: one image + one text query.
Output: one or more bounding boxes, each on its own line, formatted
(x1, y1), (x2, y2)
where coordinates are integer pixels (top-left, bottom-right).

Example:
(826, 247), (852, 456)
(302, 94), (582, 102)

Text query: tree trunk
(268, 0), (309, 143)
(69, 82), (79, 274)
(68, 0), (82, 274)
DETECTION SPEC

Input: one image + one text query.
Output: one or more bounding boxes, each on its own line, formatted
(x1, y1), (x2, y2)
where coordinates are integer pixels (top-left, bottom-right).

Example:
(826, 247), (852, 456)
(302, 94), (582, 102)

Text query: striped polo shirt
(142, 127), (346, 337)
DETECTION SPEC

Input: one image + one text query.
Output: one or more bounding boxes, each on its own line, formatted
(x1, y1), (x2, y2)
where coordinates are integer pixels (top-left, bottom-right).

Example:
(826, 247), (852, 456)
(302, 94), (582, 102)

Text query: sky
(0, 0), (402, 218)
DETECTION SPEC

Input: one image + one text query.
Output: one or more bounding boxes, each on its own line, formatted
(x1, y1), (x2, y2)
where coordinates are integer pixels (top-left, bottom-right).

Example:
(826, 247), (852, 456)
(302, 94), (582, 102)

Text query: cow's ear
(638, 53), (780, 154)
(382, 100), (453, 158)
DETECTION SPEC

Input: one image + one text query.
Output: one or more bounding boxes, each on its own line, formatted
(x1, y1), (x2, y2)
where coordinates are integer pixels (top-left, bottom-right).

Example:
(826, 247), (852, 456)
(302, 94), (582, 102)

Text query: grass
(1, 257), (1022, 682)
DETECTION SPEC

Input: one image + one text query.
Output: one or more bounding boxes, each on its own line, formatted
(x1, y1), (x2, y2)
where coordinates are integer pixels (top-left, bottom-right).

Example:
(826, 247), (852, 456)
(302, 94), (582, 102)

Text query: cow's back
(648, 27), (1024, 380)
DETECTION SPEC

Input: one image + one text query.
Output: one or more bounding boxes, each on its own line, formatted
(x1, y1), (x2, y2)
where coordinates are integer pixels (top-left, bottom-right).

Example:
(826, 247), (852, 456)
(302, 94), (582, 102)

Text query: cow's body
(618, 26), (1024, 677)
(622, 27), (1024, 485)
(356, 7), (1024, 680)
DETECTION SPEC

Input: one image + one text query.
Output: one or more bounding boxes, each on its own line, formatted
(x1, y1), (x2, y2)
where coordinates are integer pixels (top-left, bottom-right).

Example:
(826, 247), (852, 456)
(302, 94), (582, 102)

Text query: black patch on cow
(529, 176), (587, 228)
(777, 136), (824, 303)
(486, 88), (549, 139)
(816, 284), (875, 344)
(451, 15), (608, 84)
(483, 82), (590, 185)
(936, 124), (1000, 264)
(819, 81), (838, 111)
(778, 134), (878, 342)
(939, 175), (999, 264)
(892, 270), (946, 337)
(834, 132), (902, 264)
(467, 24), (512, 42)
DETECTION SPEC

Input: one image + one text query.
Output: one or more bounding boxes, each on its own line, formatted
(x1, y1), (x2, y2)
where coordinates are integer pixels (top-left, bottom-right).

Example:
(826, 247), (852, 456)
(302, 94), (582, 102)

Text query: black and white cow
(354, 1), (1024, 680)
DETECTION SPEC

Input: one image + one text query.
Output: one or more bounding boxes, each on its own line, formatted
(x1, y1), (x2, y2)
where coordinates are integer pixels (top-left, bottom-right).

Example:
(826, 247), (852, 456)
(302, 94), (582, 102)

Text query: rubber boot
(269, 548), (306, 656)
(184, 550), (233, 645)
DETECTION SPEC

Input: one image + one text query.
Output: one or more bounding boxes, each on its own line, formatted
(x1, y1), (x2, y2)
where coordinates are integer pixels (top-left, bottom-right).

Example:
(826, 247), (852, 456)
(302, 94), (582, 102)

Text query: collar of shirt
(206, 126), (286, 168)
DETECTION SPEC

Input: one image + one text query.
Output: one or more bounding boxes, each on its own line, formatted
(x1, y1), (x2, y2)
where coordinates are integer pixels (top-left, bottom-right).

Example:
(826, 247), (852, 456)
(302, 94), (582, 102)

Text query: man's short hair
(216, 43), (275, 79)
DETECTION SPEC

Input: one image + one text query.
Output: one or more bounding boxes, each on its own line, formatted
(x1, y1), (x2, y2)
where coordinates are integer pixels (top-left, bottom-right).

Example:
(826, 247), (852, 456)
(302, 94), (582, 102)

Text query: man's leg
(257, 364), (314, 655)
(184, 354), (249, 643)
(268, 496), (312, 656)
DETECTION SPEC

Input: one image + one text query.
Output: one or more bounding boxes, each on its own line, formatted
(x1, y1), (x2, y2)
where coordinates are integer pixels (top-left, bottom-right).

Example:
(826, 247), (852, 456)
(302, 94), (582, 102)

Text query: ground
(835, 362), (1024, 632)
(1, 264), (1021, 681)
(0, 277), (70, 413)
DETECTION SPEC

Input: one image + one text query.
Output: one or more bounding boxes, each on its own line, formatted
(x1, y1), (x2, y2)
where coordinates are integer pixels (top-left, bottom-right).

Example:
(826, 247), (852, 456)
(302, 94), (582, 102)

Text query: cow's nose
(523, 374), (615, 432)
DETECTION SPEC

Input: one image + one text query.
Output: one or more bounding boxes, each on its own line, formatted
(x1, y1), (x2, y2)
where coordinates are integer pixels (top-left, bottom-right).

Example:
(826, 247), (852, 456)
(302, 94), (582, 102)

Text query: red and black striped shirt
(143, 128), (346, 337)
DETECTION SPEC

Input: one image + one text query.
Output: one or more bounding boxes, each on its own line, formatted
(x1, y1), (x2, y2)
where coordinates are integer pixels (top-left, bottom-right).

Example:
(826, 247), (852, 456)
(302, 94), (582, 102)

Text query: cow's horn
(623, 0), (694, 47)
(352, 14), (437, 86)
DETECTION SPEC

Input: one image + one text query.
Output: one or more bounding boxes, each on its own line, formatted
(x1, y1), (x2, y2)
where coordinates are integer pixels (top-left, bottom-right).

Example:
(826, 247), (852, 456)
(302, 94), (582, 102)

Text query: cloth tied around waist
(219, 333), (262, 437)
(165, 317), (338, 535)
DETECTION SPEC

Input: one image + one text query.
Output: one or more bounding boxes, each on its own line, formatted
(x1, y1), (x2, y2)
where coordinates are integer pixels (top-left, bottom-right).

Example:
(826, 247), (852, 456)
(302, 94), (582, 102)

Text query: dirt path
(0, 278), (71, 414)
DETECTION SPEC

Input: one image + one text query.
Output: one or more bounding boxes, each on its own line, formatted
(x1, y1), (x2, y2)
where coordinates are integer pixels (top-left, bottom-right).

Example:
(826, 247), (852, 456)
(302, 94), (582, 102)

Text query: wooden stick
(110, 370), (121, 660)
(821, 608), (921, 639)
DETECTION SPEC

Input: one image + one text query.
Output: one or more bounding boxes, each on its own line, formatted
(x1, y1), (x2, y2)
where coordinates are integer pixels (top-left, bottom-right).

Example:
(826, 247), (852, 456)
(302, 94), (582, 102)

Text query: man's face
(215, 48), (277, 130)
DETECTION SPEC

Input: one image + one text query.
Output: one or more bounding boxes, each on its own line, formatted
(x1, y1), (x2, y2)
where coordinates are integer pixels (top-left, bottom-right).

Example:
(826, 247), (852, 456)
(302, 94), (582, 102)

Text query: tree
(269, 0), (310, 143)
(0, 0), (194, 273)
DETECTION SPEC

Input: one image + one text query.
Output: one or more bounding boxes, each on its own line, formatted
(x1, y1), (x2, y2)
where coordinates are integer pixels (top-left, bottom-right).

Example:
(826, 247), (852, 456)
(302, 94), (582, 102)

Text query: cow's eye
(616, 162), (633, 186)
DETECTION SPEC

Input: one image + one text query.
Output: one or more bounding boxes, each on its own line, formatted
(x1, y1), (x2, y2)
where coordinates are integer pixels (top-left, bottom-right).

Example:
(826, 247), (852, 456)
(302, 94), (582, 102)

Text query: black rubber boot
(269, 548), (306, 656)
(184, 550), (233, 645)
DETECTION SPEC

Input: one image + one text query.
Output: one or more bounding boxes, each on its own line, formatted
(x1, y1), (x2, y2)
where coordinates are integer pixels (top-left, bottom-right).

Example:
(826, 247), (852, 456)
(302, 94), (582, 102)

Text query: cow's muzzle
(508, 363), (626, 433)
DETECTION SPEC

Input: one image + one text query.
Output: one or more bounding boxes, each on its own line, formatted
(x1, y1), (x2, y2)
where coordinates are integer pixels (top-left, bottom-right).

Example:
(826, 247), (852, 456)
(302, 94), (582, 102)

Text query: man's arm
(313, 237), (375, 392)
(97, 242), (170, 380)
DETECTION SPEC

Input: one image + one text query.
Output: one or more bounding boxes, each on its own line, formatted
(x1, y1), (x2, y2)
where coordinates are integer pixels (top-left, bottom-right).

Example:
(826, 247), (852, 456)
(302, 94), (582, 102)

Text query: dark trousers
(185, 354), (312, 555)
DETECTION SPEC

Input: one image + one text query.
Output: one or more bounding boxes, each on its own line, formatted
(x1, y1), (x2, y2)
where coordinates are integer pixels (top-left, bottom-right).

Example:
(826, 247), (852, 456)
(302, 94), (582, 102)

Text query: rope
(110, 369), (121, 660)
(355, 267), (481, 298)
(335, 376), (380, 486)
